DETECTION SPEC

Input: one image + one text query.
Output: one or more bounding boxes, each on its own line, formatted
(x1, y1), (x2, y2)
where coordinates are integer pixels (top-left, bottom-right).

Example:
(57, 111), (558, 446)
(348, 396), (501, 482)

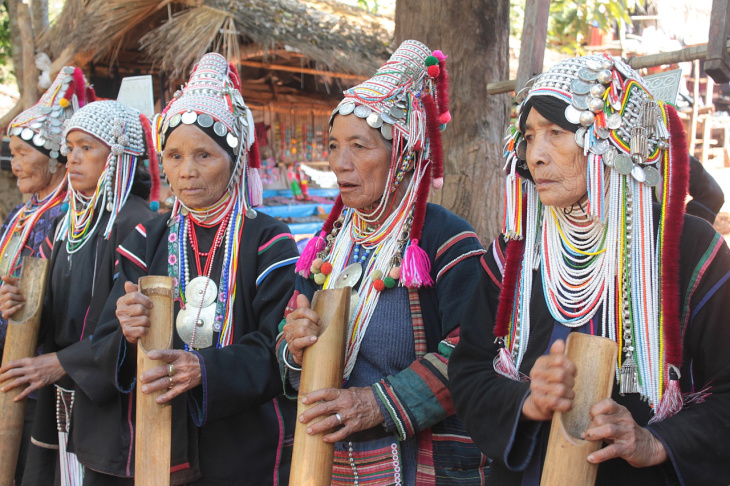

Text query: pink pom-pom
(432, 50), (447, 61)
(401, 240), (433, 288)
(295, 231), (325, 278)
(389, 266), (401, 280)
(427, 65), (441, 78)
(439, 112), (451, 124)
(432, 177), (444, 189)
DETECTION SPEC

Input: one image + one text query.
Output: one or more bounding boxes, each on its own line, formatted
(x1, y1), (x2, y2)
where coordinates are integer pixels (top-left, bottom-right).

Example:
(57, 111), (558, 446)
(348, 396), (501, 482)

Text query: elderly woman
(0, 98), (156, 485)
(449, 54), (730, 485)
(87, 53), (299, 484)
(0, 66), (90, 486)
(280, 40), (489, 485)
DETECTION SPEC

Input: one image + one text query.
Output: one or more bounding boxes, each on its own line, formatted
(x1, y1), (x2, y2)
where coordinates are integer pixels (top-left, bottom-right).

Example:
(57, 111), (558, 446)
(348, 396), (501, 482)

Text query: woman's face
(328, 114), (391, 210)
(9, 136), (62, 198)
(162, 124), (232, 209)
(65, 130), (111, 195)
(524, 109), (588, 208)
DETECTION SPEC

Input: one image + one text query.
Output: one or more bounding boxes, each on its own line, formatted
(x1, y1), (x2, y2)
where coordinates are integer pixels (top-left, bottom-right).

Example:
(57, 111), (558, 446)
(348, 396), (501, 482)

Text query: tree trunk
(30, 0), (50, 38)
(6, 0), (24, 89)
(395, 0), (511, 245)
(17, 2), (39, 109)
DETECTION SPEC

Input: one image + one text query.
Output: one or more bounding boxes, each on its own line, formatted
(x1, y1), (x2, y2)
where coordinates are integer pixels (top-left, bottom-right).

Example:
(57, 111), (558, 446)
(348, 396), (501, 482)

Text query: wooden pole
(515, 0), (551, 92)
(0, 257), (51, 486)
(238, 60), (369, 81)
(289, 288), (350, 486)
(540, 333), (618, 486)
(135, 276), (174, 486)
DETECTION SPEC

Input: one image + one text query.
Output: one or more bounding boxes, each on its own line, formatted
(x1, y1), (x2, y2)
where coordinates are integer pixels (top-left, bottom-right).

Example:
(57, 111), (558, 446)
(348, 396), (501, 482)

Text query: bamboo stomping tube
(540, 333), (618, 486)
(289, 288), (351, 486)
(0, 257), (50, 486)
(135, 276), (174, 486)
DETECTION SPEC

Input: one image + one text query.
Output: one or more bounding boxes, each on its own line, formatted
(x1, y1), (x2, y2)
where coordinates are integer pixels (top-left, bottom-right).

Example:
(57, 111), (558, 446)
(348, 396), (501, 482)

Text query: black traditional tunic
(88, 210), (299, 485)
(449, 210), (730, 486)
(28, 196), (155, 473)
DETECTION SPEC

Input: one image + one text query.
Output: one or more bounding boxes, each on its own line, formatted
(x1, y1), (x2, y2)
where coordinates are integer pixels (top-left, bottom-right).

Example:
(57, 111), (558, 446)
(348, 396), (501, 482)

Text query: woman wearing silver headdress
(450, 53), (730, 484)
(0, 99), (156, 485)
(89, 53), (299, 484)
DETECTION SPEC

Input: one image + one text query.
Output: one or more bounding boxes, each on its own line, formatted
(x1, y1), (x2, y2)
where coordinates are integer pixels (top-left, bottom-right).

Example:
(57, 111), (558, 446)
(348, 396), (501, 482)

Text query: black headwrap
(519, 96), (581, 134)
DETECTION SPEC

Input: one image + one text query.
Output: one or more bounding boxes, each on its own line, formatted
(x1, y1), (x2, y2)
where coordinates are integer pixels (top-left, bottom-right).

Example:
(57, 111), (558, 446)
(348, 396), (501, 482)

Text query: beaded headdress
(297, 40), (451, 289)
(59, 100), (159, 251)
(154, 52), (262, 212)
(496, 53), (690, 423)
(8, 66), (94, 167)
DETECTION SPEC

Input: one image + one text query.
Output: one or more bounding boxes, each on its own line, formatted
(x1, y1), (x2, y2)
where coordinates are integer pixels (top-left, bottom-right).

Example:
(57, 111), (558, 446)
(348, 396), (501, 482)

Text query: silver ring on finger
(335, 413), (342, 425)
(168, 376), (174, 389)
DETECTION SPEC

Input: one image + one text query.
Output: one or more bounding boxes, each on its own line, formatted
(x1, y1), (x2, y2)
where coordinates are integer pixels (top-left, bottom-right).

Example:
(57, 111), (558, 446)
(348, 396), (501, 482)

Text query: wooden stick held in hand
(290, 288), (350, 486)
(135, 276), (174, 486)
(540, 332), (618, 486)
(0, 257), (50, 486)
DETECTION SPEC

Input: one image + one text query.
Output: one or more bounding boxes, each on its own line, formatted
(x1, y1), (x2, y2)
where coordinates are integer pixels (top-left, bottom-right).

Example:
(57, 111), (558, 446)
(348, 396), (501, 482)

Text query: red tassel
(422, 93), (444, 188)
(249, 140), (261, 169)
(493, 239), (525, 337)
(72, 68), (86, 106)
(61, 81), (75, 105)
(662, 105), (690, 367)
(322, 195), (344, 235)
(649, 367), (683, 424)
(228, 62), (242, 92)
(295, 231), (325, 278)
(436, 59), (451, 119)
(86, 86), (97, 103)
(409, 159), (432, 242)
(401, 239), (434, 288)
(139, 113), (160, 211)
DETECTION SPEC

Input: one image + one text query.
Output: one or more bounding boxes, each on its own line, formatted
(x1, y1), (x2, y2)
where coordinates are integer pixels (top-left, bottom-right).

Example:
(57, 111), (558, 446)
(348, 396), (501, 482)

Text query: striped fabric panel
(414, 356), (454, 415)
(258, 233), (294, 255)
(492, 240), (505, 276)
(256, 256), (299, 286)
(134, 224), (146, 237)
(415, 428), (436, 485)
(373, 381), (415, 440)
(436, 249), (486, 282)
(481, 254), (502, 289)
(408, 288), (427, 358)
(436, 231), (481, 260)
(116, 245), (147, 272)
(332, 443), (401, 485)
(681, 233), (723, 329)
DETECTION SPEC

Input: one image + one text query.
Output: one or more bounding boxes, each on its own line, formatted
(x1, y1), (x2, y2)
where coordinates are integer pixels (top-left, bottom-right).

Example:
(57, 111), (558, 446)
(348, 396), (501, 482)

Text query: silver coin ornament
(614, 154), (634, 175)
(607, 113), (623, 130)
(516, 139), (527, 160)
(366, 113), (383, 129)
(631, 165), (646, 183)
(585, 59), (604, 71)
(579, 68), (598, 82)
(197, 114), (214, 128)
(381, 123), (393, 141)
(186, 276), (218, 307)
(176, 305), (215, 348)
(226, 132), (238, 148)
(579, 111), (596, 127)
(170, 113), (182, 128)
(213, 121), (227, 137)
(339, 102), (356, 116)
(575, 127), (587, 148)
(595, 126), (610, 139)
(570, 79), (591, 95)
(589, 140), (609, 155)
(565, 105), (583, 125)
(354, 105), (371, 118)
(21, 128), (33, 141)
(380, 112), (396, 125)
(603, 146), (618, 167)
(643, 166), (661, 186)
(572, 94), (589, 111)
(334, 263), (363, 289)
(245, 208), (258, 219)
(389, 106), (405, 119)
(181, 111), (197, 125)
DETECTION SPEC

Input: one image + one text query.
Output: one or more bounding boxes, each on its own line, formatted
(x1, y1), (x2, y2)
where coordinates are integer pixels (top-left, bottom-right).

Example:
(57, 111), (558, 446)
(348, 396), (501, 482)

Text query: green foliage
(0, 1), (13, 85)
(510, 0), (633, 54)
(357, 0), (379, 13)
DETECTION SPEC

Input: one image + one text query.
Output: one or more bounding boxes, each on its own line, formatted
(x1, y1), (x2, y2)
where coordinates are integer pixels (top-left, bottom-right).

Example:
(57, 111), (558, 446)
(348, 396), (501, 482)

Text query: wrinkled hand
(0, 275), (25, 319)
(0, 353), (66, 401)
(299, 387), (384, 443)
(139, 349), (202, 404)
(583, 398), (668, 467)
(116, 281), (153, 344)
(282, 294), (321, 365)
(522, 339), (577, 421)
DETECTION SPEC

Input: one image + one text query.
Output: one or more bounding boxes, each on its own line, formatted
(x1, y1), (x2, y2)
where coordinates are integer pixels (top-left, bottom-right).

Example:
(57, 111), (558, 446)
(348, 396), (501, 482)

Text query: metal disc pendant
(516, 139), (527, 160)
(585, 59), (603, 71)
(589, 140), (609, 155)
(565, 105), (582, 125)
(170, 113), (182, 128)
(570, 79), (591, 95)
(607, 113), (622, 130)
(245, 208), (258, 219)
(0, 234), (22, 276)
(578, 68), (598, 82)
(631, 165), (646, 183)
(380, 112), (396, 125)
(197, 114), (214, 128)
(40, 106), (52, 115)
(334, 263), (363, 289)
(21, 128), (33, 141)
(575, 127), (587, 148)
(185, 276), (218, 307)
(32, 133), (46, 147)
(603, 146), (618, 167)
(353, 105), (371, 118)
(181, 110), (197, 125)
(643, 166), (661, 186)
(614, 154), (634, 175)
(339, 102), (356, 116)
(381, 123), (393, 140)
(176, 305), (215, 348)
(389, 106), (405, 119)
(226, 133), (238, 148)
(366, 113), (383, 129)
(572, 94), (590, 111)
(213, 121), (227, 137)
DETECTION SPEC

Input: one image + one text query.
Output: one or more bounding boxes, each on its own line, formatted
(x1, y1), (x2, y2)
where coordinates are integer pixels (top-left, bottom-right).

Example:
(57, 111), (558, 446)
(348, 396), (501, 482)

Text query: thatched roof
(38, 0), (394, 80)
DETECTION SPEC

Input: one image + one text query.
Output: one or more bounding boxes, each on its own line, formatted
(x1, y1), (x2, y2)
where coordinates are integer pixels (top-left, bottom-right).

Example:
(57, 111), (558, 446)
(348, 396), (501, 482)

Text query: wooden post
(135, 276), (174, 486)
(705, 0), (730, 83)
(515, 0), (551, 92)
(0, 257), (51, 486)
(290, 288), (350, 486)
(540, 333), (618, 486)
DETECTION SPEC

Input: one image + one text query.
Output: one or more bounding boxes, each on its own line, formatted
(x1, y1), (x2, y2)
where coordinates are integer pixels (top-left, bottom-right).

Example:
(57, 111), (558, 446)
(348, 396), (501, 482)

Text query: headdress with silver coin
(295, 40), (452, 379)
(153, 52), (262, 350)
(8, 66), (95, 172)
(496, 53), (690, 423)
(58, 100), (159, 254)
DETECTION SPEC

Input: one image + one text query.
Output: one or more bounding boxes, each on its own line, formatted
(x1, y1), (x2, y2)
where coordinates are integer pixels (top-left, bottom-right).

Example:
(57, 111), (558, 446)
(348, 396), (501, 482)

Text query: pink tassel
(248, 168), (263, 207)
(433, 177), (444, 189)
(648, 367), (683, 424)
(493, 339), (526, 382)
(295, 231), (325, 277)
(401, 239), (433, 288)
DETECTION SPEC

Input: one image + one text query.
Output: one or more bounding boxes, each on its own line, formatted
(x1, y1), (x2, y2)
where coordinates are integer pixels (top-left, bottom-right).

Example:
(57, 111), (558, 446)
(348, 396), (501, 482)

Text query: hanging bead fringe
(401, 239), (433, 288)
(296, 231), (325, 278)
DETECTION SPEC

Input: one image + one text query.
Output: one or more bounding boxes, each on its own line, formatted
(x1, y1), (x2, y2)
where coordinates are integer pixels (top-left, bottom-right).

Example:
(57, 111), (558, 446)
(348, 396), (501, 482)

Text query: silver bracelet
(281, 342), (302, 372)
